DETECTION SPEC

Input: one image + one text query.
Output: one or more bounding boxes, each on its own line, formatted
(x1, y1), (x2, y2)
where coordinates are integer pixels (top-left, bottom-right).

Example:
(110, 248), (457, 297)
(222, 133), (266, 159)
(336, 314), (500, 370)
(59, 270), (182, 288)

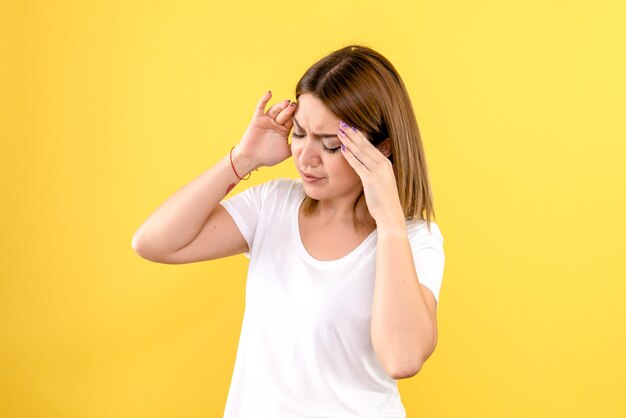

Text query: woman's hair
(295, 44), (437, 232)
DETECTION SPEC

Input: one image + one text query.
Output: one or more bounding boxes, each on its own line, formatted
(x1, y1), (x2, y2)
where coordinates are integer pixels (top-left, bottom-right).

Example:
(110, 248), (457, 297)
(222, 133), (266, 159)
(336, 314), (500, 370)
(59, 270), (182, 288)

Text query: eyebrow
(293, 118), (340, 139)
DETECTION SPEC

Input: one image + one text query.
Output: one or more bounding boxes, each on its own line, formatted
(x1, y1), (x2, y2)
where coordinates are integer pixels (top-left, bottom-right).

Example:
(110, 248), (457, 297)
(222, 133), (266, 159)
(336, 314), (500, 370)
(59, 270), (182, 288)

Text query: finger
(340, 122), (389, 164)
(283, 116), (294, 131)
(338, 121), (379, 152)
(340, 141), (369, 177)
(338, 128), (377, 168)
(253, 91), (273, 118)
(266, 99), (291, 120)
(275, 102), (296, 125)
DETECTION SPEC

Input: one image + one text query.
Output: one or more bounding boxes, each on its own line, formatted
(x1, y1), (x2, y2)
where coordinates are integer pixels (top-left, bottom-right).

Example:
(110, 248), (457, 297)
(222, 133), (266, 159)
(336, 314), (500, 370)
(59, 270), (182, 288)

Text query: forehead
(294, 93), (340, 129)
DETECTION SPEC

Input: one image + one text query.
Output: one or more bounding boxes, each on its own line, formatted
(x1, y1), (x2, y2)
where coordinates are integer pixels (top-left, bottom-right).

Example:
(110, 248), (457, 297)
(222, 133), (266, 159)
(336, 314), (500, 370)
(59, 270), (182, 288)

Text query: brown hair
(295, 44), (437, 233)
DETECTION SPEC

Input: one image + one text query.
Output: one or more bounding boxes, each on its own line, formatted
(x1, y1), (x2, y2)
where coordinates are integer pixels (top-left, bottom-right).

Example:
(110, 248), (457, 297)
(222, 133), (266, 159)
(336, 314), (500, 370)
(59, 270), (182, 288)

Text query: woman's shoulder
(260, 177), (303, 193)
(249, 177), (304, 203)
(266, 176), (303, 188)
(405, 218), (443, 240)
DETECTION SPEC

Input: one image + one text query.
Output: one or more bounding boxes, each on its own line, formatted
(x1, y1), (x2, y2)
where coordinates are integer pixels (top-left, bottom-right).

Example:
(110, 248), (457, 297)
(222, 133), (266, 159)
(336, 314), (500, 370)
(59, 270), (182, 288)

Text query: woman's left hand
(337, 121), (404, 227)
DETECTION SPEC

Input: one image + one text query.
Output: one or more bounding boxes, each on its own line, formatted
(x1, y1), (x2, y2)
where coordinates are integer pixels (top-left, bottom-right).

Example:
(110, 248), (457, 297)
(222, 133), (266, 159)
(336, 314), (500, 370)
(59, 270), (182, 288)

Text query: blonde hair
(295, 45), (437, 233)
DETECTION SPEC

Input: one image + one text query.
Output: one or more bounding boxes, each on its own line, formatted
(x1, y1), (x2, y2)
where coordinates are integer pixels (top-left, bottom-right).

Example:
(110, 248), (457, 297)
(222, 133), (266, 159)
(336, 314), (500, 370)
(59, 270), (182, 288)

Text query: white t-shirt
(220, 178), (445, 418)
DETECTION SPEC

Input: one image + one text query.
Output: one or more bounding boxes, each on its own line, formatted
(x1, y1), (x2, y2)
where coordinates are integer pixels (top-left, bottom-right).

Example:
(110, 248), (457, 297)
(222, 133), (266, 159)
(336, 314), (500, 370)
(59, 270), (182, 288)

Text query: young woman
(132, 45), (445, 417)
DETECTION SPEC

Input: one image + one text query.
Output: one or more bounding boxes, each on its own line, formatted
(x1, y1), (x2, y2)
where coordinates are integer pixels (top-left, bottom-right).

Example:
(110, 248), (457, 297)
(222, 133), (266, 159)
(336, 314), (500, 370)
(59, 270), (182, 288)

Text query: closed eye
(291, 133), (341, 154)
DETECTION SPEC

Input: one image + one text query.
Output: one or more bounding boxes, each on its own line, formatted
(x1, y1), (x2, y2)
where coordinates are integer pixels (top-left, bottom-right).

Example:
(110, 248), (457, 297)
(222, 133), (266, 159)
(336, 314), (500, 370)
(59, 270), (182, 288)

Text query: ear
(376, 138), (392, 158)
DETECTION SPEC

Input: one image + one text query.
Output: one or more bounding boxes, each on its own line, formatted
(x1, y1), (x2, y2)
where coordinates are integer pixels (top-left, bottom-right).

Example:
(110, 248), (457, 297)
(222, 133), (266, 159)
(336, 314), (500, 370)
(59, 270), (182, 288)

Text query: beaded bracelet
(229, 147), (251, 180)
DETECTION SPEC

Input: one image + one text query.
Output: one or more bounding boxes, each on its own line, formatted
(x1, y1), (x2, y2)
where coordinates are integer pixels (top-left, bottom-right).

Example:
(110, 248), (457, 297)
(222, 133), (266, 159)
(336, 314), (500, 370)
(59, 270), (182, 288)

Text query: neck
(313, 193), (375, 228)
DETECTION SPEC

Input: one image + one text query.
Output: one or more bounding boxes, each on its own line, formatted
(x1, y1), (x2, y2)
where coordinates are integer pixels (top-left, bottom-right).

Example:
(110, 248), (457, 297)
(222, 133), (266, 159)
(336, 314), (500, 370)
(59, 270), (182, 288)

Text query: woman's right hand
(233, 91), (296, 170)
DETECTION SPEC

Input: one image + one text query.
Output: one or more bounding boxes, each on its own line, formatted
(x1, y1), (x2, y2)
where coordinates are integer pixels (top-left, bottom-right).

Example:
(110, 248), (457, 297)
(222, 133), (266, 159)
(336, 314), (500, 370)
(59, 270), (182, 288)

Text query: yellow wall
(2, 0), (625, 417)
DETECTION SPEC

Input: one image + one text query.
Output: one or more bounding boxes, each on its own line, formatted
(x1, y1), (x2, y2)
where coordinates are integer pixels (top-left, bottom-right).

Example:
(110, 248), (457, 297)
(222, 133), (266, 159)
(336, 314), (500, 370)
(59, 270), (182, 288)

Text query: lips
(300, 170), (322, 179)
(300, 170), (323, 181)
(302, 172), (321, 179)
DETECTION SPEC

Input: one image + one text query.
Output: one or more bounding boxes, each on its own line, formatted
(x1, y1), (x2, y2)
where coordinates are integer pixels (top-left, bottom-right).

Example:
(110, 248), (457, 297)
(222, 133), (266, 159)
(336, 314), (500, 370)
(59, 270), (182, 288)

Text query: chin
(301, 182), (354, 203)
(301, 184), (325, 200)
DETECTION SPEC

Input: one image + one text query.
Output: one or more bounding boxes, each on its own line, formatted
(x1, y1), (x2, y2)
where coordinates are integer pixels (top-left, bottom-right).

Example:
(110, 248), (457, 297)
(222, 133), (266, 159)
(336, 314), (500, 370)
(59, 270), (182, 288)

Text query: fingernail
(339, 120), (349, 129)
(338, 128), (346, 137)
(351, 125), (358, 133)
(341, 143), (346, 151)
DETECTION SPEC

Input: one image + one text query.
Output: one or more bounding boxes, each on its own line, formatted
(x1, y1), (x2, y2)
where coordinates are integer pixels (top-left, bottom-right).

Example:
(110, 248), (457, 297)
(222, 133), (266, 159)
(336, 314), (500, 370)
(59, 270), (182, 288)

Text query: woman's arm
(131, 151), (256, 262)
(131, 91), (296, 263)
(372, 224), (438, 379)
(336, 122), (438, 379)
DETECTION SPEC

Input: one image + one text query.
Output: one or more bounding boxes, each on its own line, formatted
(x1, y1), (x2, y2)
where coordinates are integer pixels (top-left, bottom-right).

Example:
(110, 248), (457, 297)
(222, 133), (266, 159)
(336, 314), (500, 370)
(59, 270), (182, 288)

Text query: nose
(296, 138), (321, 167)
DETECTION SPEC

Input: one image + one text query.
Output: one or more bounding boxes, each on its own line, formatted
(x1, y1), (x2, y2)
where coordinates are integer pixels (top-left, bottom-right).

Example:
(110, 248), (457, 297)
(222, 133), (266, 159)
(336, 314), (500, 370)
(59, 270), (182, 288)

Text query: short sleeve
(407, 221), (446, 306)
(219, 178), (290, 258)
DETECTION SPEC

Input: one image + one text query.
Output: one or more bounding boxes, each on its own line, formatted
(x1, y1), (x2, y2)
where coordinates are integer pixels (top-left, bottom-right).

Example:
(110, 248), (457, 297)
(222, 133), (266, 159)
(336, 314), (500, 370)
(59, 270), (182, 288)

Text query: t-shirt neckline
(291, 192), (378, 268)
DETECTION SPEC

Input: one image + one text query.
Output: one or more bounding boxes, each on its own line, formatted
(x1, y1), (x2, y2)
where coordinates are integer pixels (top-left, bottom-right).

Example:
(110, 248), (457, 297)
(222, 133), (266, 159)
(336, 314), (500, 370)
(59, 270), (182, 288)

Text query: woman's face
(290, 93), (363, 203)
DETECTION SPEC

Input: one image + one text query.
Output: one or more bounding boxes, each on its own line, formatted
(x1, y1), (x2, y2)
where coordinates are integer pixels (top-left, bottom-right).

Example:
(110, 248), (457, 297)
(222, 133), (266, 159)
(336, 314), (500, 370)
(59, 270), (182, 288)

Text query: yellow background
(2, 0), (625, 417)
